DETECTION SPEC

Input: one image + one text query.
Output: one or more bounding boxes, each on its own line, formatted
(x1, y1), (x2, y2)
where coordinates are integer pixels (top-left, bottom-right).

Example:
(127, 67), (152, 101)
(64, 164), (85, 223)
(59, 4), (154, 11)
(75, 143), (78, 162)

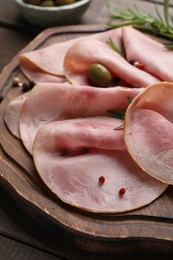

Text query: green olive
(55, 0), (76, 5)
(87, 63), (112, 88)
(23, 0), (42, 5)
(40, 0), (56, 6)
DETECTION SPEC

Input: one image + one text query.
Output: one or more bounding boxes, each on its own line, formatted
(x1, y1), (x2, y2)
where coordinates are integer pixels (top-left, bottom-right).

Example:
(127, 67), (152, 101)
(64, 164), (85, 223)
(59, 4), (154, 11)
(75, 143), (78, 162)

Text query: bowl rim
(15, 0), (91, 11)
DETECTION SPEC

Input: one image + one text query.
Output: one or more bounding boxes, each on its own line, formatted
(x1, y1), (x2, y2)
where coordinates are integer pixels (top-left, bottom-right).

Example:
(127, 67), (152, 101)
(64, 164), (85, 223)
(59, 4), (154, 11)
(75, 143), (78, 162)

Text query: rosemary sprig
(164, 0), (170, 26)
(107, 0), (173, 48)
(106, 38), (122, 54)
(107, 109), (124, 130)
(107, 109), (125, 120)
(108, 109), (125, 129)
(106, 37), (125, 57)
(107, 96), (133, 122)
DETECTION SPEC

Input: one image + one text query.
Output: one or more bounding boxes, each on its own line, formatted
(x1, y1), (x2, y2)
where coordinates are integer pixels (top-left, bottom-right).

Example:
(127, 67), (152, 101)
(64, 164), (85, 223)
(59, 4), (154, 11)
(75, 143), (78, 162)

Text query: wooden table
(1, 0), (173, 259)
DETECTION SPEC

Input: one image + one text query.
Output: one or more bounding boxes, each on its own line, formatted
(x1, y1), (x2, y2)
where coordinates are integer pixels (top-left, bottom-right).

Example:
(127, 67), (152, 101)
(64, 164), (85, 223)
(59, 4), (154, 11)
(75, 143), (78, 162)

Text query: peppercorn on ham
(33, 117), (167, 213)
(19, 82), (142, 154)
(124, 82), (173, 185)
(122, 26), (173, 82)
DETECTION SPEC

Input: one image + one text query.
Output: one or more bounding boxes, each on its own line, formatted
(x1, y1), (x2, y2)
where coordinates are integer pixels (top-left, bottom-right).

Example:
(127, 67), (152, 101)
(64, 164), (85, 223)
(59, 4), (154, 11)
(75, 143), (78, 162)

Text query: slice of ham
(4, 93), (28, 138)
(19, 70), (67, 84)
(122, 26), (173, 81)
(34, 116), (126, 152)
(19, 39), (77, 83)
(124, 81), (173, 184)
(19, 28), (122, 83)
(64, 38), (159, 88)
(33, 117), (167, 213)
(89, 27), (122, 44)
(19, 82), (143, 154)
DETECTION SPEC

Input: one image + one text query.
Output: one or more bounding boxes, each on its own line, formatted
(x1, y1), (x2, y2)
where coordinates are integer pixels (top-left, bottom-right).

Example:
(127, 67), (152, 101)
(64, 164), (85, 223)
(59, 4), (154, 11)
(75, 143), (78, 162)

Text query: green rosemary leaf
(164, 0), (170, 26)
(107, 21), (144, 30)
(107, 109), (125, 120)
(114, 123), (124, 130)
(107, 96), (132, 120)
(120, 39), (126, 58)
(127, 96), (133, 104)
(164, 43), (173, 49)
(155, 4), (164, 23)
(107, 0), (173, 49)
(106, 37), (125, 57)
(106, 38), (122, 55)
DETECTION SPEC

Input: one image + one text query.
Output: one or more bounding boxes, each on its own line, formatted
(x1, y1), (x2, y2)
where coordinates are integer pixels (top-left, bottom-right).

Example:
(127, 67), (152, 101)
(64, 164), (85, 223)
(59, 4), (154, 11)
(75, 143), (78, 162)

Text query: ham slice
(19, 70), (66, 84)
(19, 39), (77, 83)
(4, 93), (28, 138)
(19, 82), (143, 154)
(124, 82), (173, 184)
(64, 38), (159, 87)
(33, 117), (167, 213)
(19, 28), (122, 83)
(5, 28), (172, 214)
(122, 26), (173, 81)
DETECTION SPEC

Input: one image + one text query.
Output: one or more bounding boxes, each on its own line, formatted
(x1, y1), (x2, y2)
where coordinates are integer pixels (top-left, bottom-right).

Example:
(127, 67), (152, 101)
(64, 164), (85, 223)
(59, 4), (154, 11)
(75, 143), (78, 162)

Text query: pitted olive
(55, 0), (76, 5)
(41, 0), (56, 6)
(23, 0), (42, 5)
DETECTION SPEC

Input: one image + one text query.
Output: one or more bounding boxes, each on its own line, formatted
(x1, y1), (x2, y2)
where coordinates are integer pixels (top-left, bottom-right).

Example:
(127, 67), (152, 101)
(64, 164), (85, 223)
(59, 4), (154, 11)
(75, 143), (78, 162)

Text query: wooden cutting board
(1, 24), (173, 255)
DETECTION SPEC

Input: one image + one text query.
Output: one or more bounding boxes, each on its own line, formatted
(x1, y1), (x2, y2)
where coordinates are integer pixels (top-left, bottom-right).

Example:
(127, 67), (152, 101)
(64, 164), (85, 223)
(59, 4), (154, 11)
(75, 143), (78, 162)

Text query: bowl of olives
(15, 0), (91, 27)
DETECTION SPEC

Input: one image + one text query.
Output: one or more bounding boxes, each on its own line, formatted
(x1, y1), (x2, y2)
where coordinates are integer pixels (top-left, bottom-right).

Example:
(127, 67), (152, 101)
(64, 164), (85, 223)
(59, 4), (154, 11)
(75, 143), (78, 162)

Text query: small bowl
(15, 0), (91, 27)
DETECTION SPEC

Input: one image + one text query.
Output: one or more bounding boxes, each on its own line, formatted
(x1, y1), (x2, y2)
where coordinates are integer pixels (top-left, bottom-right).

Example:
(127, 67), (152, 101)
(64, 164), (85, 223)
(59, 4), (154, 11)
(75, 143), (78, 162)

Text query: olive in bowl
(55, 0), (76, 5)
(15, 0), (91, 27)
(23, 0), (42, 4)
(23, 0), (76, 6)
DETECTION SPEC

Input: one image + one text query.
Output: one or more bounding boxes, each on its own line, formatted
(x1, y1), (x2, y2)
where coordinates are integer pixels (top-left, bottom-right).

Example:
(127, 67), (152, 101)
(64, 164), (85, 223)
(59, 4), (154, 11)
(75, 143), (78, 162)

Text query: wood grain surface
(1, 24), (173, 255)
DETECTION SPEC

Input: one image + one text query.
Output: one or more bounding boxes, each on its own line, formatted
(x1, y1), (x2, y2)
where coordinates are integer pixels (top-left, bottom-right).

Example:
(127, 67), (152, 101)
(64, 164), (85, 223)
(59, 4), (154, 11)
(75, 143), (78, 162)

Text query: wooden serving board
(1, 24), (173, 255)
